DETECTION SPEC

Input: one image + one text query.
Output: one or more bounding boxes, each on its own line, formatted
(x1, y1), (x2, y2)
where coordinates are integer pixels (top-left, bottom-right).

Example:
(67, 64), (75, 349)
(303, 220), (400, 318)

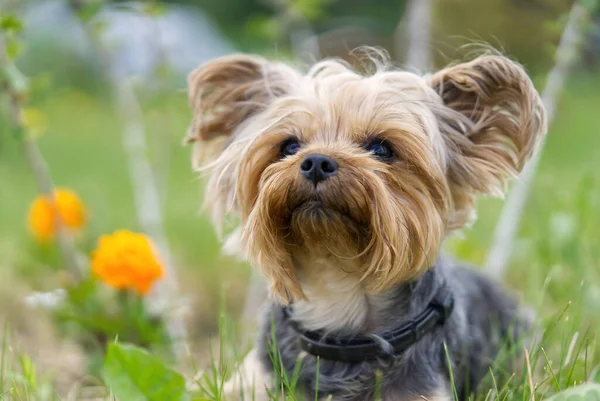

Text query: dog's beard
(240, 161), (447, 304)
(288, 185), (367, 256)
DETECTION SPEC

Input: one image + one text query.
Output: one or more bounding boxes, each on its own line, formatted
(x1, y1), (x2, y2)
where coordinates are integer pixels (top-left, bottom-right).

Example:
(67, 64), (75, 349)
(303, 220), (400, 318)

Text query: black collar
(282, 286), (454, 363)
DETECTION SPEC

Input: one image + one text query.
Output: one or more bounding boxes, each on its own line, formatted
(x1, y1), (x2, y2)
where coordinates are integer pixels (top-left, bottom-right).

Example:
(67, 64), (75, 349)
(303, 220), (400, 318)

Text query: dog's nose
(300, 154), (338, 185)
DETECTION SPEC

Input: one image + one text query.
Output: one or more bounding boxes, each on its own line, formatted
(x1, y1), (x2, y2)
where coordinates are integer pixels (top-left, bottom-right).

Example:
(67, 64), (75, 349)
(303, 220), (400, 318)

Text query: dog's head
(186, 52), (546, 304)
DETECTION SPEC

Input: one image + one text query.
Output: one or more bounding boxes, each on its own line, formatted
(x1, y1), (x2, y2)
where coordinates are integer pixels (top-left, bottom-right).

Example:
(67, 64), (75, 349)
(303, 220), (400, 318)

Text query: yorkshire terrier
(186, 49), (547, 401)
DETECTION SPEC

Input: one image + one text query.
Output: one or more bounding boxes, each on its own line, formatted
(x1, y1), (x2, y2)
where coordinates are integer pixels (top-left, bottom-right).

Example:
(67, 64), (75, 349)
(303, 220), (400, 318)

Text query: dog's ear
(186, 54), (297, 163)
(429, 55), (547, 227)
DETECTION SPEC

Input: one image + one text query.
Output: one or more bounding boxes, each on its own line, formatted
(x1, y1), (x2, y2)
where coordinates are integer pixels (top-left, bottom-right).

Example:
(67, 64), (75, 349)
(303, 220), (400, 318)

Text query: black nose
(300, 154), (338, 185)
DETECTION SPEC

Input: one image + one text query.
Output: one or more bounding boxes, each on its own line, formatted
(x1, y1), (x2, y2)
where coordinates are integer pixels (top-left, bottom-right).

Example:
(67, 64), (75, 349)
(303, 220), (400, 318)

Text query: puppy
(186, 50), (547, 401)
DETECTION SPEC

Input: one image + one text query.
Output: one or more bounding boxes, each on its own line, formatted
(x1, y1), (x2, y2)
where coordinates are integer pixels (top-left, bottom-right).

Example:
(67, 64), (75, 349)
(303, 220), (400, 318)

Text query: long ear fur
(429, 55), (547, 228)
(186, 54), (299, 166)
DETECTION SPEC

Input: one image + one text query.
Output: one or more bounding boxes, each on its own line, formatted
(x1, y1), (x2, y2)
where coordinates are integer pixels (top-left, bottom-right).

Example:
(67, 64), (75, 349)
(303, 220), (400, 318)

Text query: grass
(0, 71), (599, 399)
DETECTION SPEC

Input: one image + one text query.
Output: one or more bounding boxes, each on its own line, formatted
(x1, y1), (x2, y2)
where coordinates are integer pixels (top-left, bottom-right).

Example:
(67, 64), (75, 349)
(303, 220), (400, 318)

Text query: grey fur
(257, 256), (530, 400)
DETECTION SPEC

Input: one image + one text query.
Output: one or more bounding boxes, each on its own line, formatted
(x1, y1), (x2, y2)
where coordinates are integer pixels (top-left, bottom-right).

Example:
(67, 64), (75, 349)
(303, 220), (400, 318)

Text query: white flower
(24, 288), (66, 310)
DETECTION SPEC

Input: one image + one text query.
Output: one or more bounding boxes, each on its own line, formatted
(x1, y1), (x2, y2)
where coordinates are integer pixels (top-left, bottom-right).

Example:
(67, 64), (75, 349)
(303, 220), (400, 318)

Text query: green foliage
(0, 14), (23, 33)
(193, 315), (228, 400)
(142, 1), (168, 17)
(289, 0), (334, 22)
(432, 0), (576, 72)
(0, 13), (24, 61)
(0, 327), (57, 401)
(136, 0), (403, 54)
(55, 278), (171, 377)
(1, 324), (7, 397)
(314, 0), (403, 34)
(103, 343), (190, 401)
(71, 0), (106, 23)
(546, 384), (600, 401)
(0, 15), (28, 96)
(244, 14), (285, 43)
(580, 0), (600, 13)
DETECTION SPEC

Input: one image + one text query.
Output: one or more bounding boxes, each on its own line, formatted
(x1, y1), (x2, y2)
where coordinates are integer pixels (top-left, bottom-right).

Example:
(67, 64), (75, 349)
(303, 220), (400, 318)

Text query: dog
(186, 49), (547, 401)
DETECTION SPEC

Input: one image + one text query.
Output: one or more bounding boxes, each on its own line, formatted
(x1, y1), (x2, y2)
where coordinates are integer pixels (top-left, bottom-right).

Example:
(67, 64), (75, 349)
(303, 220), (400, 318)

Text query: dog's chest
(292, 258), (402, 334)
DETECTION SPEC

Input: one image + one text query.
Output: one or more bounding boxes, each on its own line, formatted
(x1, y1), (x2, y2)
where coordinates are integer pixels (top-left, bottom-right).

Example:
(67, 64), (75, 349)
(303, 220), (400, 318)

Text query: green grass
(0, 72), (599, 399)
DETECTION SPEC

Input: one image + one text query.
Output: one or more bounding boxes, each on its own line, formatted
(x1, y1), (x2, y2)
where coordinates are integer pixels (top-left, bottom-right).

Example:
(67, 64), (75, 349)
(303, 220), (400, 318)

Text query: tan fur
(187, 52), (546, 310)
(428, 56), (547, 228)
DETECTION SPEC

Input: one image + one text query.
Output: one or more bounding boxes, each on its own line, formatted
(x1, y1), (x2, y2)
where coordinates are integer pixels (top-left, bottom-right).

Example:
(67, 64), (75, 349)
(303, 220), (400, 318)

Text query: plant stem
(0, 32), (84, 279)
(485, 2), (589, 278)
(396, 0), (434, 71)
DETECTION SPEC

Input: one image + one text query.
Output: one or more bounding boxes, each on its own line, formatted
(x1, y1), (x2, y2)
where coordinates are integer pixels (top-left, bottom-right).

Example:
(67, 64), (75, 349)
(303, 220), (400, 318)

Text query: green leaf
(103, 343), (190, 401)
(0, 14), (23, 32)
(593, 365), (600, 383)
(5, 38), (22, 59)
(545, 384), (600, 401)
(19, 354), (37, 390)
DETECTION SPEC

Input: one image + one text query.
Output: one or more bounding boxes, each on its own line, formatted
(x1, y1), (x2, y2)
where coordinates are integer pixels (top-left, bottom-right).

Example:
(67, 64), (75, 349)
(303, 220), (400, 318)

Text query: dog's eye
(366, 139), (394, 161)
(280, 138), (301, 158)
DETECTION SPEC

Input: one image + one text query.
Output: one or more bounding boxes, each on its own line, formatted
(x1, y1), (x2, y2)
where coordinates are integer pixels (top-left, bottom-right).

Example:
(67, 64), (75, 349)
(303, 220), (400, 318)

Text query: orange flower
(28, 188), (87, 241)
(91, 230), (164, 295)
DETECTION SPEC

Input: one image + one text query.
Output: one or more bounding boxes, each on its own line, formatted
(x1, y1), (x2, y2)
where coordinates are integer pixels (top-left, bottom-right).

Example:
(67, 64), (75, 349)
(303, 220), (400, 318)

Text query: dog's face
(187, 53), (546, 304)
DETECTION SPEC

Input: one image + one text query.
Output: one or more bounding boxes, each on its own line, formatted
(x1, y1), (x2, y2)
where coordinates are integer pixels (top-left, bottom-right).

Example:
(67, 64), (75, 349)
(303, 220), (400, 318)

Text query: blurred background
(0, 0), (599, 393)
